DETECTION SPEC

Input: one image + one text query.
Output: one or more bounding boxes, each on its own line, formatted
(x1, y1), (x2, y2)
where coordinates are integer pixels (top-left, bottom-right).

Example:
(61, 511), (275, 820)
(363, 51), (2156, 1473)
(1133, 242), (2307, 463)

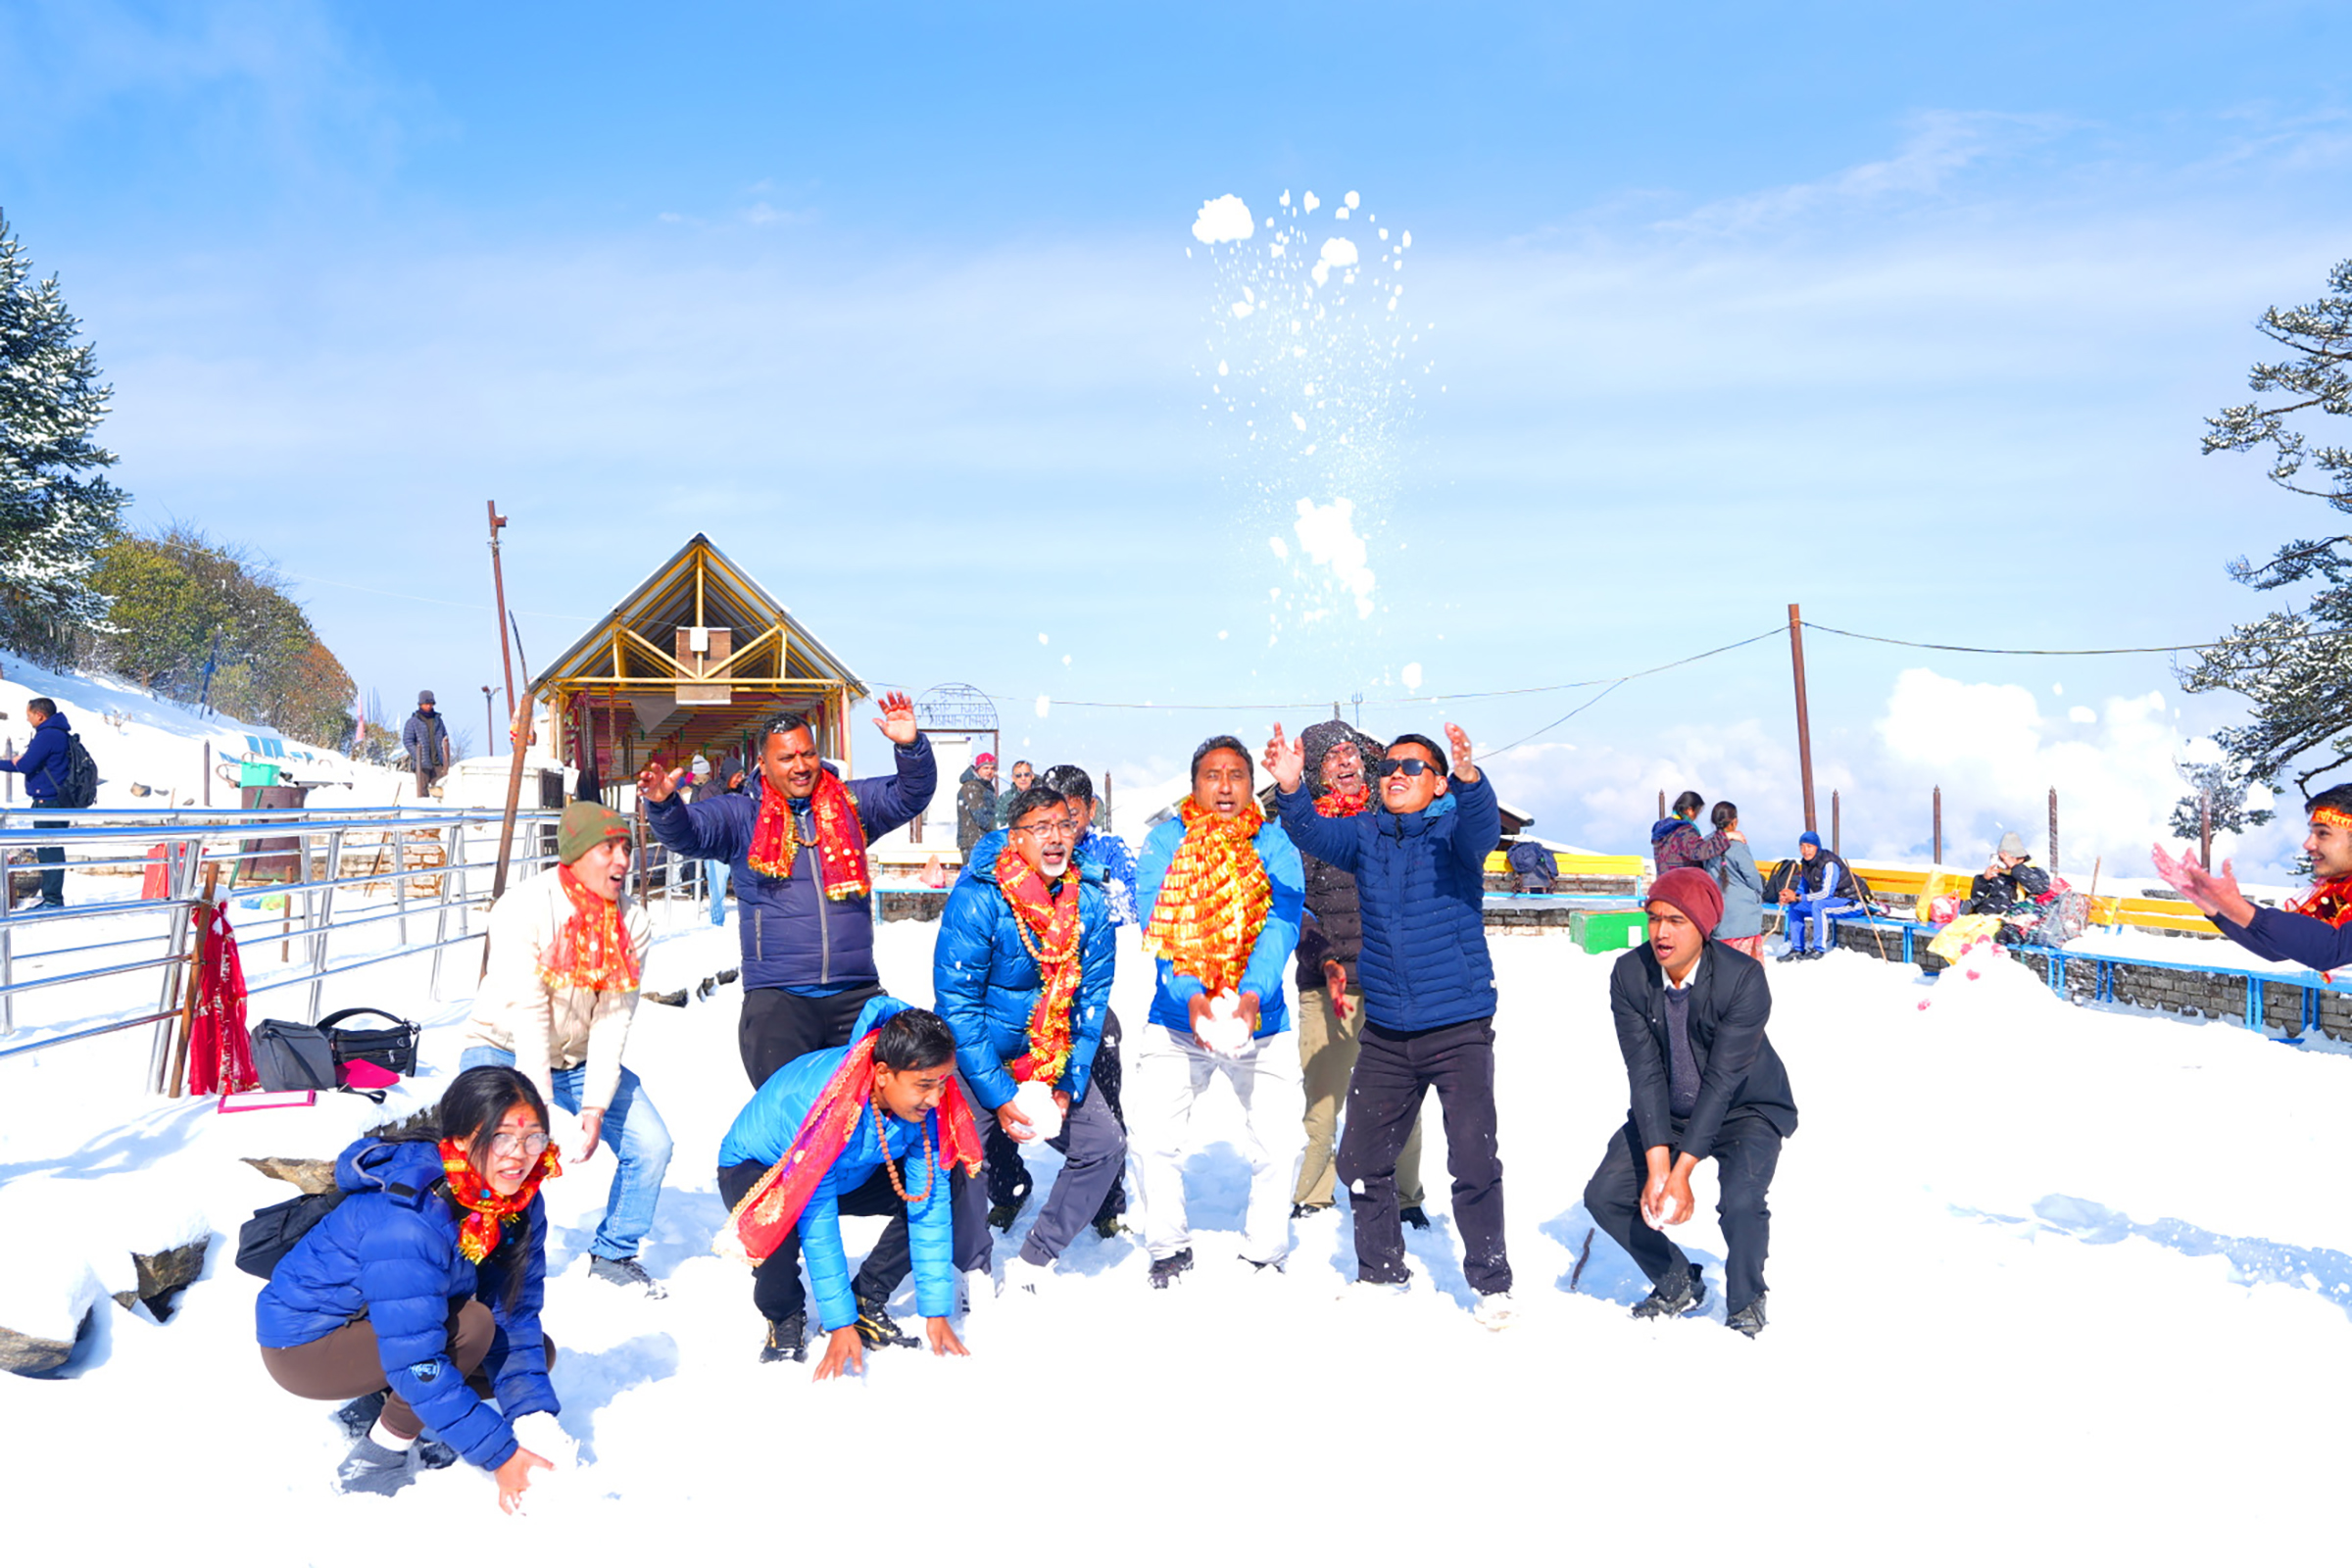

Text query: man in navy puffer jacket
(1272, 721), (1516, 1327)
(936, 788), (1120, 1295)
(640, 695), (935, 1087)
(256, 1137), (557, 1481)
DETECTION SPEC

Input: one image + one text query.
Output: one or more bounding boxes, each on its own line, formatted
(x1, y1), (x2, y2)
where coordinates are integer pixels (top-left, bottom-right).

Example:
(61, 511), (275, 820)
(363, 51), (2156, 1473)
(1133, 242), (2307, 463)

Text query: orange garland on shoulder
(994, 842), (1085, 1086)
(1142, 797), (1272, 996)
(540, 866), (641, 992)
(746, 768), (872, 901)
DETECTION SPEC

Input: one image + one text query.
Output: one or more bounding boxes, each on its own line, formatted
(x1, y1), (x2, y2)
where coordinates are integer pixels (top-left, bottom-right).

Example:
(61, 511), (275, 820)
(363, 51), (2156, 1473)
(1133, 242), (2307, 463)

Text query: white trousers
(1127, 1023), (1305, 1266)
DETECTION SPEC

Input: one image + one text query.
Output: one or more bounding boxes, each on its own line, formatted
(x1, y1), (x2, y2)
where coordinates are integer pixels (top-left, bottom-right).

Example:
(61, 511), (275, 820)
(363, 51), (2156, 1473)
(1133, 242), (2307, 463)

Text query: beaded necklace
(869, 1092), (937, 1203)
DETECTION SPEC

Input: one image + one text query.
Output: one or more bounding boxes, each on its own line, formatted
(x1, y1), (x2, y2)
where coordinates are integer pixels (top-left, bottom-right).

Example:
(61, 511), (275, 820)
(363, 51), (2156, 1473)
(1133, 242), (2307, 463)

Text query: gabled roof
(533, 533), (866, 696)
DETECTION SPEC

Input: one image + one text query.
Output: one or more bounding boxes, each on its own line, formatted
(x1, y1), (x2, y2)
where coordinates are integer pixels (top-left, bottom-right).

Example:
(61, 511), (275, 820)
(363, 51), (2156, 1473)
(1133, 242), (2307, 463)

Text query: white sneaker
(958, 1267), (995, 1316)
(1473, 1291), (1517, 1331)
(1000, 1256), (1053, 1298)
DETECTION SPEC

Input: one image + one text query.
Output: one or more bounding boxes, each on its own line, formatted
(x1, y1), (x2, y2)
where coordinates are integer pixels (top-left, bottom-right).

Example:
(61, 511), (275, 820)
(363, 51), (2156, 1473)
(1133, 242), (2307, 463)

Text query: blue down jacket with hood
(934, 827), (1117, 1109)
(254, 1138), (555, 1471)
(715, 996), (956, 1331)
(1276, 772), (1502, 1033)
(645, 738), (936, 991)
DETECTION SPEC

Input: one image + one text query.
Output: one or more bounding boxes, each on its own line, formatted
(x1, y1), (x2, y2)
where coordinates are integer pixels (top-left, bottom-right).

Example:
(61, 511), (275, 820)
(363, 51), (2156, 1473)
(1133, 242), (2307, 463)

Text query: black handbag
(234, 1189), (346, 1278)
(318, 1006), (419, 1077)
(251, 1019), (338, 1093)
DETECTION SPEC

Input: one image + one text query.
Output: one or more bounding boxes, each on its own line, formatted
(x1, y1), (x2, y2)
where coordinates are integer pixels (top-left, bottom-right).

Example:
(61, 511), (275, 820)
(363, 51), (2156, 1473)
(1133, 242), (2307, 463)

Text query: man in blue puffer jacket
(257, 1131), (558, 1492)
(1271, 721), (1517, 1327)
(716, 998), (980, 1372)
(936, 785), (1120, 1297)
(640, 694), (935, 1087)
(0, 697), (77, 907)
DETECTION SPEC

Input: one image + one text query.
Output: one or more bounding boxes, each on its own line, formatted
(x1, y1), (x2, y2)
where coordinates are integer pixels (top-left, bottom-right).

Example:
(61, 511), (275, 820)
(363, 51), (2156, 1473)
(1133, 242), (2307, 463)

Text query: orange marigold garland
(995, 842), (1084, 1085)
(1314, 786), (1370, 819)
(1142, 797), (1272, 996)
(746, 768), (871, 901)
(540, 866), (642, 992)
(438, 1138), (563, 1263)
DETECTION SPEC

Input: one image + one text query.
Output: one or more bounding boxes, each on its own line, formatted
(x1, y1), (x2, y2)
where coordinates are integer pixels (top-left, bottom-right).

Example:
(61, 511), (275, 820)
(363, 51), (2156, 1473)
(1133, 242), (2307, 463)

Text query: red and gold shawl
(995, 843), (1085, 1086)
(2290, 877), (2352, 927)
(1314, 786), (1370, 819)
(439, 1138), (563, 1263)
(746, 768), (871, 901)
(725, 1030), (986, 1265)
(1142, 797), (1272, 996)
(539, 867), (641, 992)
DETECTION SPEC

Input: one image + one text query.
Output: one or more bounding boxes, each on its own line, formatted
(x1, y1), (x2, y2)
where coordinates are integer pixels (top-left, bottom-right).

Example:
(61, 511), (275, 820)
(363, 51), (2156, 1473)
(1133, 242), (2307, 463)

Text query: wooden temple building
(533, 534), (868, 789)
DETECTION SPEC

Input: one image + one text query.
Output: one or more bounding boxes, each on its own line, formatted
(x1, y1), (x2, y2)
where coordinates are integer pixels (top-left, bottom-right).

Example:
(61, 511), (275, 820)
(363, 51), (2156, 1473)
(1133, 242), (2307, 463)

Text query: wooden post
(1657, 788), (1666, 821)
(1832, 789), (1840, 856)
(2199, 792), (2213, 871)
(1788, 604), (1818, 834)
(2048, 787), (2059, 872)
(487, 503), (516, 739)
(169, 863), (222, 1098)
(1933, 785), (1942, 865)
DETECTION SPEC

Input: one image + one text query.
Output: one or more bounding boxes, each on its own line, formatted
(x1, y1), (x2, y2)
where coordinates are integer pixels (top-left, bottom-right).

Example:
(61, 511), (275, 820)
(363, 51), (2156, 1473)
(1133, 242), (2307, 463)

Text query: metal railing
(0, 804), (704, 1090)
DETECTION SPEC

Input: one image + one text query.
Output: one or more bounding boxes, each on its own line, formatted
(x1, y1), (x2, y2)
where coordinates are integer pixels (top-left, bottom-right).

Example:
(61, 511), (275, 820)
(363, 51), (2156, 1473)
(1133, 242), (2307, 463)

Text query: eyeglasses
(1376, 758), (1441, 778)
(1011, 821), (1072, 841)
(487, 1131), (551, 1157)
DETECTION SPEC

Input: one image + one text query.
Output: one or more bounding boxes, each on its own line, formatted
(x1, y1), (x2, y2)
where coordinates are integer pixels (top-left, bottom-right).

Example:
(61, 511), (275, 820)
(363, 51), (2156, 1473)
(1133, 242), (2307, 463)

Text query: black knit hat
(1299, 719), (1380, 798)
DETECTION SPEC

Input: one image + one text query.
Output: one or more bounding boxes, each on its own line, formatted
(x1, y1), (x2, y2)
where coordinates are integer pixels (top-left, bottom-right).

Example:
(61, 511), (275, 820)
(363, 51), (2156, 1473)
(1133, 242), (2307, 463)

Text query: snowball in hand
(1012, 1079), (1063, 1143)
(1197, 990), (1252, 1053)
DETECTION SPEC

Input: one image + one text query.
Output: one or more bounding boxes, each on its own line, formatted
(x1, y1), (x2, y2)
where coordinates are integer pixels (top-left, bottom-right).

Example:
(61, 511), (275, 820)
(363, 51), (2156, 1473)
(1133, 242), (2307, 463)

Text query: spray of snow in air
(1190, 185), (1437, 664)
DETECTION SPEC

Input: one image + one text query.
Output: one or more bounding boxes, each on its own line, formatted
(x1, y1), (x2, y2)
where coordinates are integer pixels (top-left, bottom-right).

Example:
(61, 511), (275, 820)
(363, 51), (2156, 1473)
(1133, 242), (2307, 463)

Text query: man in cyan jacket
(935, 784), (1120, 1296)
(639, 693), (935, 1087)
(1584, 867), (1798, 1337)
(1271, 722), (1515, 1328)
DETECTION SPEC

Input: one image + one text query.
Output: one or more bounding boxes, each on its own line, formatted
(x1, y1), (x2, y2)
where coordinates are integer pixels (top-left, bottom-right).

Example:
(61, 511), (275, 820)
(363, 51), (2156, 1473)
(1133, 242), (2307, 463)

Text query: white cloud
(1191, 194), (1254, 245)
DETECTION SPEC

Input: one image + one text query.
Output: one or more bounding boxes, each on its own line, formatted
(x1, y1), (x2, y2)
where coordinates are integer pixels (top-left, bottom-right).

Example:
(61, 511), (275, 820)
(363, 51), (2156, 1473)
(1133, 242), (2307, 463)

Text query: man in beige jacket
(461, 802), (671, 1297)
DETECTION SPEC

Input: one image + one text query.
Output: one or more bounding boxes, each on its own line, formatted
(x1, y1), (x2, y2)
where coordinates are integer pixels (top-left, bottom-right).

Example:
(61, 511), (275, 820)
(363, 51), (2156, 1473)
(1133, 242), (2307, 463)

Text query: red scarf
(438, 1138), (563, 1263)
(2290, 876), (2352, 927)
(1142, 798), (1272, 996)
(540, 867), (641, 992)
(189, 901), (257, 1096)
(995, 843), (1085, 1086)
(726, 1029), (986, 1265)
(746, 769), (871, 901)
(1314, 786), (1370, 818)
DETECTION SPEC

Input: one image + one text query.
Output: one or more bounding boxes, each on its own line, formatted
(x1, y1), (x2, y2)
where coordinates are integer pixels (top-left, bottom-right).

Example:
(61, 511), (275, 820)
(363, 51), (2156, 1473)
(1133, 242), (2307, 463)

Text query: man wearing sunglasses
(934, 784), (1121, 1298)
(1269, 723), (1515, 1328)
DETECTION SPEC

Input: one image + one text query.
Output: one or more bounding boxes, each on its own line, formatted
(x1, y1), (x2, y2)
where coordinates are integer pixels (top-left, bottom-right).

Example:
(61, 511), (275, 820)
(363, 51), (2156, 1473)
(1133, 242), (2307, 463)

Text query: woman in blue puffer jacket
(257, 1065), (562, 1507)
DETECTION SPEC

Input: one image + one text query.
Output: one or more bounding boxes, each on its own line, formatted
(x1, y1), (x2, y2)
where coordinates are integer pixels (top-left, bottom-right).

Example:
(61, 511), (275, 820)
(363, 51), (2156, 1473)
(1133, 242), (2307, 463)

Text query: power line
(1475, 624), (1791, 760)
(1800, 620), (2219, 657)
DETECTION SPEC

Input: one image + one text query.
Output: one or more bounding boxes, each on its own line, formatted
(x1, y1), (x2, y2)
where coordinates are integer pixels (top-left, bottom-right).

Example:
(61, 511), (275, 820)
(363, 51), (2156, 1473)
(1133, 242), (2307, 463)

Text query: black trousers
(34, 816), (64, 906)
(717, 1157), (990, 1324)
(1336, 1015), (1511, 1294)
(738, 981), (885, 1088)
(1583, 1111), (1783, 1315)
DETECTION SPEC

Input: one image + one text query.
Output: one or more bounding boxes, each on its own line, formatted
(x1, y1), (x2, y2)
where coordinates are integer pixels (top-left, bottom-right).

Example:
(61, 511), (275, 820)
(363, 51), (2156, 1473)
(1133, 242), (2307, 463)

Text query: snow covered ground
(3, 909), (2348, 1563)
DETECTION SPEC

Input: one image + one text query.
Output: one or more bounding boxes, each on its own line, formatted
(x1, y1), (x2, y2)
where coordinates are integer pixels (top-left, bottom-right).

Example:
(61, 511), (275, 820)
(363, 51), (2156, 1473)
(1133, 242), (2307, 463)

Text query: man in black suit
(1583, 867), (1798, 1337)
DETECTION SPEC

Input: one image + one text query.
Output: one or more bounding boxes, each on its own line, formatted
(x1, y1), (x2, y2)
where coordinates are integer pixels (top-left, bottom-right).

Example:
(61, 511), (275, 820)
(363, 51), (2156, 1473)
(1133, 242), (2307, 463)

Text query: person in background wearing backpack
(0, 697), (86, 909)
(460, 801), (671, 1298)
(255, 1065), (563, 1507)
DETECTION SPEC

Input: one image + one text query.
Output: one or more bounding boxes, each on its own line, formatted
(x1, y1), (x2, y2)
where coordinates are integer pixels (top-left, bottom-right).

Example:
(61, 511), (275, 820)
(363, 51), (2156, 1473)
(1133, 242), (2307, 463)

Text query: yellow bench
(1755, 860), (2222, 938)
(1484, 851), (1646, 877)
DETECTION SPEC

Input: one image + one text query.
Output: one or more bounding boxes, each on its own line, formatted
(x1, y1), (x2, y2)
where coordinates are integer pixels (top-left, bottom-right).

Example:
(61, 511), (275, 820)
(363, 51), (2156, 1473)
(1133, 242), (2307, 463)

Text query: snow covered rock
(113, 1238), (209, 1320)
(0, 1255), (100, 1375)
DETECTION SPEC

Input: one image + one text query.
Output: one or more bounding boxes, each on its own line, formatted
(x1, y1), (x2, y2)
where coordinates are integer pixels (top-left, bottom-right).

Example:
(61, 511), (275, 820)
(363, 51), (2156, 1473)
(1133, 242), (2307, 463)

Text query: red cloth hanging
(188, 902), (257, 1097)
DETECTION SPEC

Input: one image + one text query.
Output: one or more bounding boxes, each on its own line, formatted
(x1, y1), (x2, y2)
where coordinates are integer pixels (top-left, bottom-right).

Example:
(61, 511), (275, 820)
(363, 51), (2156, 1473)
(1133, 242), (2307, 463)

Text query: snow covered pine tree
(0, 210), (128, 658)
(2184, 258), (2352, 810)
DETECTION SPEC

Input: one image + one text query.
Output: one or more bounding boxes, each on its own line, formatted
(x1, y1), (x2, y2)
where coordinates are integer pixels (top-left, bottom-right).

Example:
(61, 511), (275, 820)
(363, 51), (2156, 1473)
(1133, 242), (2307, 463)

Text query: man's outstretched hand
(2150, 842), (2256, 926)
(1264, 723), (1305, 795)
(636, 761), (687, 804)
(1446, 723), (1480, 785)
(873, 690), (920, 748)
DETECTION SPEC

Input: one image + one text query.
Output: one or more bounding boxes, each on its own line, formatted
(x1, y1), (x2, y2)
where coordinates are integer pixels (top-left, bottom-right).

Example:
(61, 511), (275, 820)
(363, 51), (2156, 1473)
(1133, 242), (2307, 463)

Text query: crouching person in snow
(459, 800), (672, 1298)
(1130, 736), (1306, 1287)
(2156, 784), (2352, 972)
(256, 1066), (563, 1507)
(1271, 722), (1516, 1327)
(1583, 868), (1798, 1338)
(715, 1000), (987, 1373)
(935, 784), (1121, 1298)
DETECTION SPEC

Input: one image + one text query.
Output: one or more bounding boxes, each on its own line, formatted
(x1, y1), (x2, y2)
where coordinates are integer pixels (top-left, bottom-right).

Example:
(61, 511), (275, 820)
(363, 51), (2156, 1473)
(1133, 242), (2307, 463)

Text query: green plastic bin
(1579, 909), (1647, 956)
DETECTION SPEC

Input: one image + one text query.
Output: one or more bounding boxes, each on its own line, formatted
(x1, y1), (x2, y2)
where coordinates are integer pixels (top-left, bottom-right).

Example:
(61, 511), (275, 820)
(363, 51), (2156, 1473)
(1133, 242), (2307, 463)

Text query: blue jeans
(1786, 896), (1855, 954)
(458, 1045), (673, 1260)
(705, 858), (729, 926)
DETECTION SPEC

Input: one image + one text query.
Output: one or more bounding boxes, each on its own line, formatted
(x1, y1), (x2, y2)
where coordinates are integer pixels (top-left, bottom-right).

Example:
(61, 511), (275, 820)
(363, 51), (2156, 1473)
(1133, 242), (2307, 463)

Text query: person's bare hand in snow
(812, 1326), (865, 1382)
(926, 1318), (969, 1358)
(636, 761), (687, 804)
(496, 1446), (553, 1514)
(872, 690), (919, 748)
(1264, 724), (1305, 794)
(996, 1101), (1036, 1143)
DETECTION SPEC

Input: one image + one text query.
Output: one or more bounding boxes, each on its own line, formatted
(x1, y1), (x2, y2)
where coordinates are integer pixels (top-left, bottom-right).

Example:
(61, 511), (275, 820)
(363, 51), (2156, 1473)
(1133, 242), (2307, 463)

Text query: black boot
(1726, 1295), (1768, 1338)
(854, 1295), (918, 1349)
(1148, 1248), (1195, 1290)
(332, 1391), (387, 1440)
(1290, 1201), (1332, 1220)
(1630, 1261), (1708, 1320)
(1398, 1205), (1432, 1231)
(760, 1313), (808, 1363)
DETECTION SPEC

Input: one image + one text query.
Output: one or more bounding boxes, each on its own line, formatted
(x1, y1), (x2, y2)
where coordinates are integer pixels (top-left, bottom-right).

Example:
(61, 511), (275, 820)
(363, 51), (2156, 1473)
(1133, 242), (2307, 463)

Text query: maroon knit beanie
(1647, 867), (1724, 936)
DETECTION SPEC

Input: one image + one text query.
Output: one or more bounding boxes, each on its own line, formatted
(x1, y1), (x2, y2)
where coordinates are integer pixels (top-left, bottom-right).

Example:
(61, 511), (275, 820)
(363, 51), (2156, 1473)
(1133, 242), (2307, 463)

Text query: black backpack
(234, 1188), (346, 1278)
(53, 734), (98, 808)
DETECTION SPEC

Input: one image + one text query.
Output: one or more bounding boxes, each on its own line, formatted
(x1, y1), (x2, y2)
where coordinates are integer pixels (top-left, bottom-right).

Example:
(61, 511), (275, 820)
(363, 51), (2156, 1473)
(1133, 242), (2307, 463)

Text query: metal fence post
(308, 828), (345, 1019)
(394, 825), (410, 947)
(149, 830), (204, 1093)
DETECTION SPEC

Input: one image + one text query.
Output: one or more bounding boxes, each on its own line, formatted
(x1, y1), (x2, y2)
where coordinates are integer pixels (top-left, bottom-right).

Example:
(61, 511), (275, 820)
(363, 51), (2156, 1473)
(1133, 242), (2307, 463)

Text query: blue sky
(6, 1), (2352, 873)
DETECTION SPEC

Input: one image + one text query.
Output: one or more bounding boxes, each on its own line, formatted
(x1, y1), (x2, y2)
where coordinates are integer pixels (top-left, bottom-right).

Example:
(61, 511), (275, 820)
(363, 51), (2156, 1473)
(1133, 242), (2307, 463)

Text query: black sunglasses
(1376, 758), (1441, 778)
